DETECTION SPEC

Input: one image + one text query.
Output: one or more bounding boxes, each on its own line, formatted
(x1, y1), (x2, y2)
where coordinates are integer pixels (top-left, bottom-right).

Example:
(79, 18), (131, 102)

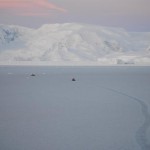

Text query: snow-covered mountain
(0, 23), (150, 65)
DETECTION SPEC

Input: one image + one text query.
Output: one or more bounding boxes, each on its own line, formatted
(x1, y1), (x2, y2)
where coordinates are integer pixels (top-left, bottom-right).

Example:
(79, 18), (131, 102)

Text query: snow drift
(0, 23), (150, 65)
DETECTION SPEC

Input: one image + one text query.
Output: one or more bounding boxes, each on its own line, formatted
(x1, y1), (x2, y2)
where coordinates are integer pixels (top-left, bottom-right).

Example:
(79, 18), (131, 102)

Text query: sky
(0, 0), (150, 31)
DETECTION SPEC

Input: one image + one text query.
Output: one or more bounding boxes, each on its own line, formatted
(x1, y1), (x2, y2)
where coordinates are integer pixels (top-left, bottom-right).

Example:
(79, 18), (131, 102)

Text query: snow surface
(0, 66), (150, 150)
(0, 23), (150, 65)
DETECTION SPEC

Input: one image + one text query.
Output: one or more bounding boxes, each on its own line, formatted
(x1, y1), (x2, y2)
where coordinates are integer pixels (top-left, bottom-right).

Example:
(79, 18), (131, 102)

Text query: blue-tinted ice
(0, 66), (150, 150)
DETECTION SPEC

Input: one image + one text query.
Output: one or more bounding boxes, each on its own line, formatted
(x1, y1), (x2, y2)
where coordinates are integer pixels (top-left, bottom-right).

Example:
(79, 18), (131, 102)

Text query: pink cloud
(0, 0), (67, 16)
(19, 12), (51, 17)
(36, 0), (67, 12)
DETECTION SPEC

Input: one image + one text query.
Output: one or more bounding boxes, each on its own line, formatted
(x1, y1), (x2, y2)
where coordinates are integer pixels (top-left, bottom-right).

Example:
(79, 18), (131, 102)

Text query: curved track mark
(102, 86), (150, 150)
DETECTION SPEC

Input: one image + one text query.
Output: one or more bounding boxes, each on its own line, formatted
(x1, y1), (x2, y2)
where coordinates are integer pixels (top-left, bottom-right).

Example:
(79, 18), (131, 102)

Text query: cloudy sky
(0, 0), (150, 31)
